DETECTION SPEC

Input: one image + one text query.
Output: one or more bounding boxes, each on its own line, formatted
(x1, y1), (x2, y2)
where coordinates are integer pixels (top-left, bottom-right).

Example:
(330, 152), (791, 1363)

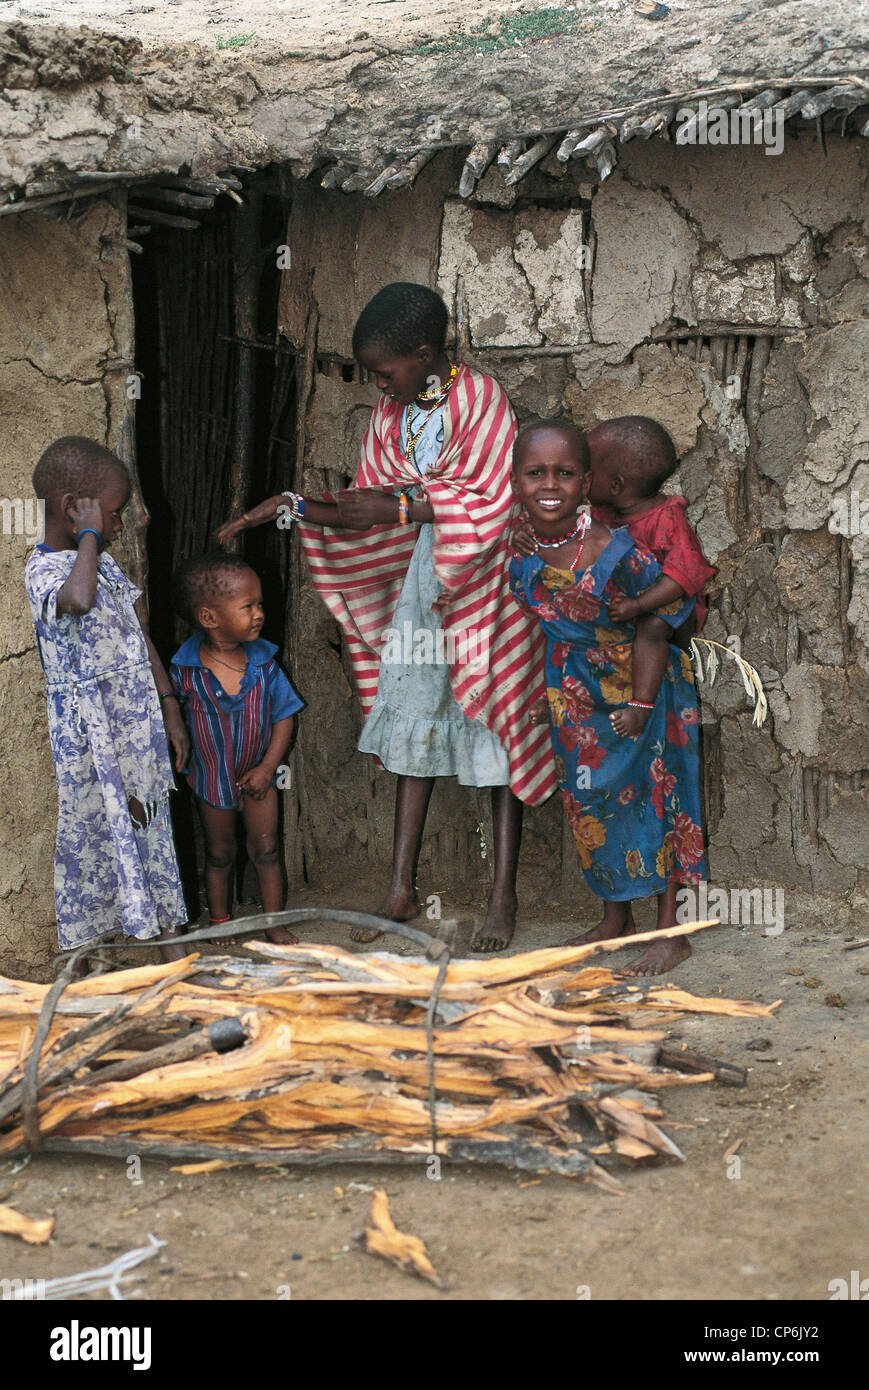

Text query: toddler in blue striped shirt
(170, 554), (303, 943)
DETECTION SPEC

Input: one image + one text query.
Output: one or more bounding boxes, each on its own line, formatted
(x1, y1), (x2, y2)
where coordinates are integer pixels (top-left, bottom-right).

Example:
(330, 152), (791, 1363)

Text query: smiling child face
(511, 428), (588, 534)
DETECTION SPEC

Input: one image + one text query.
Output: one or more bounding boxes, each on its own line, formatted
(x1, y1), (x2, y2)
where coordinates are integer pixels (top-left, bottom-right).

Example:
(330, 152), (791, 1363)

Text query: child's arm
(55, 499), (103, 615)
(144, 633), (191, 772)
(609, 574), (686, 622)
(609, 614), (671, 739)
(237, 717), (294, 801)
(215, 488), (433, 546)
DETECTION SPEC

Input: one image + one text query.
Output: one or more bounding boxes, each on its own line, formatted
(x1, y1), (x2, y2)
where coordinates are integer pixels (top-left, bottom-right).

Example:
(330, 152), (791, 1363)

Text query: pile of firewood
(0, 921), (778, 1184)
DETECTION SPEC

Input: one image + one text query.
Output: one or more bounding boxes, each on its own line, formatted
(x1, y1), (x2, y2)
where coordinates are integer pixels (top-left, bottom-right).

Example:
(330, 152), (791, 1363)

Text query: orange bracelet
(398, 492), (410, 525)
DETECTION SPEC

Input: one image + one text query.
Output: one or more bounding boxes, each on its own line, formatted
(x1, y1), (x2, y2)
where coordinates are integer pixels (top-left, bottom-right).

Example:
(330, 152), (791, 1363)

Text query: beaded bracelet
(76, 527), (102, 546)
(280, 491), (306, 521)
(628, 701), (654, 709)
(398, 492), (410, 525)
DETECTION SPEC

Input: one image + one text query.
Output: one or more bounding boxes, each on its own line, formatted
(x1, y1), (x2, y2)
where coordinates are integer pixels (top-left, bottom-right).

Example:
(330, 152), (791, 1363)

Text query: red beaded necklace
(532, 510), (589, 551)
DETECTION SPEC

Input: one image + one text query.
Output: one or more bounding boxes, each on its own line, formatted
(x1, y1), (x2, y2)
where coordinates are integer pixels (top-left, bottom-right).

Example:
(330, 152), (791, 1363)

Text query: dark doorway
(131, 171), (299, 916)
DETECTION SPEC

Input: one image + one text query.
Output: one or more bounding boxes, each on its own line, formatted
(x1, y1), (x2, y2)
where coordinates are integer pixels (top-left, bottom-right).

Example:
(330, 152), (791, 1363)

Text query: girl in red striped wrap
(217, 283), (556, 951)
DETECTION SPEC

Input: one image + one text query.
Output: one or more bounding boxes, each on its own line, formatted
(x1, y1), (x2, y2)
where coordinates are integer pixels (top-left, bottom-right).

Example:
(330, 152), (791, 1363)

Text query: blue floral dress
(509, 529), (707, 901)
(24, 547), (188, 949)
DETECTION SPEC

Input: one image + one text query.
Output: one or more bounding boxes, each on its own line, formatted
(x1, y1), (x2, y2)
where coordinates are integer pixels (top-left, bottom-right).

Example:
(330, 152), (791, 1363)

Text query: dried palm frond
(691, 638), (769, 727)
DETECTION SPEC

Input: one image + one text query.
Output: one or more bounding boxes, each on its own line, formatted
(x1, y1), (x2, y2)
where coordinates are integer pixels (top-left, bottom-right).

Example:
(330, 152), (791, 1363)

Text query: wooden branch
(504, 135), (557, 185)
(386, 149), (436, 189)
(136, 186), (216, 211)
(497, 139), (525, 175)
(800, 84), (866, 118)
(363, 164), (401, 197)
(459, 140), (499, 196)
(127, 205), (201, 230)
(658, 1047), (747, 1086)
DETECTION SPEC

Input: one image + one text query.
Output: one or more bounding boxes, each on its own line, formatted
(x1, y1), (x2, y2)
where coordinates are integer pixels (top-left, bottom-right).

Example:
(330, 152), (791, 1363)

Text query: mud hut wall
(0, 197), (141, 976)
(280, 134), (869, 911)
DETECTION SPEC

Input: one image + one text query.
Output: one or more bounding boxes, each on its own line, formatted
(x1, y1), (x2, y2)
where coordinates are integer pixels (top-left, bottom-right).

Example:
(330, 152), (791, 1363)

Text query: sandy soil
(2, 877), (867, 1303)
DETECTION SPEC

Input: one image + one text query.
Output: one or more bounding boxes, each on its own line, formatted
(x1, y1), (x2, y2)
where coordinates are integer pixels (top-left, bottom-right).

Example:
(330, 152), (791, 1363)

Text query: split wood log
(497, 140), (525, 175)
(0, 917), (776, 1179)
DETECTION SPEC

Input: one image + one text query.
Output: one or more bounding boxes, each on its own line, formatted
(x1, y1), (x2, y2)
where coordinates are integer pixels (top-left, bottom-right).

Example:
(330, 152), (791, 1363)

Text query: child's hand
(162, 705), (191, 772)
(237, 763), (273, 800)
(609, 705), (652, 739)
(528, 696), (549, 726)
(511, 520), (537, 557)
(67, 497), (104, 536)
(608, 594), (642, 622)
(215, 496), (281, 546)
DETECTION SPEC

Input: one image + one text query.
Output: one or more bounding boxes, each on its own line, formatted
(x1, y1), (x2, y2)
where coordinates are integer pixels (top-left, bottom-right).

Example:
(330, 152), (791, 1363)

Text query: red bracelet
(628, 701), (654, 709)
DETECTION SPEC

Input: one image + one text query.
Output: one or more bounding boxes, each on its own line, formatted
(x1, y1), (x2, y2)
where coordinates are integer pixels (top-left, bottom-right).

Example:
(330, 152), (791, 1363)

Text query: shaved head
(587, 416), (678, 495)
(513, 418), (589, 472)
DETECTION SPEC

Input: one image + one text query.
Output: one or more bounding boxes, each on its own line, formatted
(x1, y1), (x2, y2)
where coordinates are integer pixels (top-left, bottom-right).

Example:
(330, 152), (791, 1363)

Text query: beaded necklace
(532, 509), (590, 552)
(405, 363), (458, 470)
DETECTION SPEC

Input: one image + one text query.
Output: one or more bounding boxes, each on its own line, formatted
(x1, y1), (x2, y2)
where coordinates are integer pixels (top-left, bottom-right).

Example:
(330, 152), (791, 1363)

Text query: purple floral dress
(24, 547), (188, 949)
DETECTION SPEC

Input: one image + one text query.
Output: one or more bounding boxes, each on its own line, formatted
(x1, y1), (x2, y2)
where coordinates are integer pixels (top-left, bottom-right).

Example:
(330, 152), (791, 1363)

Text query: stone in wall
(773, 531), (846, 668)
(440, 201), (591, 350)
(513, 208), (589, 345)
(439, 201), (540, 347)
(589, 173), (698, 358)
(691, 250), (803, 327)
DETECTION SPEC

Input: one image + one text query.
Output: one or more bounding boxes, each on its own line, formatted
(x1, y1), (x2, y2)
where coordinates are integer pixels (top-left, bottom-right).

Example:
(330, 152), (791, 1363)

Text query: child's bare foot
(620, 934), (691, 977)
(528, 697), (549, 726)
(565, 912), (636, 947)
(265, 926), (298, 945)
(471, 889), (517, 953)
(155, 928), (188, 962)
(609, 706), (652, 738)
(350, 885), (420, 943)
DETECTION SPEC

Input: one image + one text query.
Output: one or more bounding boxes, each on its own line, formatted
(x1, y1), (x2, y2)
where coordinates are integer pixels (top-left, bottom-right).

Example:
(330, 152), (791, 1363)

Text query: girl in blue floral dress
(508, 420), (706, 977)
(25, 437), (190, 965)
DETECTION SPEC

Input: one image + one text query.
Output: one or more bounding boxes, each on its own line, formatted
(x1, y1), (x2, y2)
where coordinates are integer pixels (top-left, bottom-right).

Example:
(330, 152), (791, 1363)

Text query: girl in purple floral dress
(509, 421), (706, 978)
(24, 438), (190, 964)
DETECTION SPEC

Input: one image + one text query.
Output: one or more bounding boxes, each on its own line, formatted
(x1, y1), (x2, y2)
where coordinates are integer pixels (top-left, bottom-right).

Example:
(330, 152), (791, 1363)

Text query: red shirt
(591, 495), (715, 629)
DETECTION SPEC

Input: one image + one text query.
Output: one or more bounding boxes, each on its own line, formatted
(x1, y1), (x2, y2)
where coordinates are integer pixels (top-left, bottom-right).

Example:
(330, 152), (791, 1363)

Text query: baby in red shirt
(586, 416), (715, 644)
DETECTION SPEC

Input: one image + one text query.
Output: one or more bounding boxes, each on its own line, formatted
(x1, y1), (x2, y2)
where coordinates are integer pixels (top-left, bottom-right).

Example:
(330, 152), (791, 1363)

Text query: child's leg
(565, 897), (636, 947)
(610, 614), (671, 737)
(128, 795), (189, 962)
(620, 879), (691, 977)
(197, 799), (238, 923)
(351, 774), (436, 942)
(471, 787), (523, 953)
(239, 787), (297, 945)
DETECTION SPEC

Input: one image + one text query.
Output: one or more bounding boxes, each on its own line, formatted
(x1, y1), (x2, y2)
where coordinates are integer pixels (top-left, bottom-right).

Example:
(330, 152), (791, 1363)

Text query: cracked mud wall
(0, 196), (141, 975)
(280, 133), (869, 917)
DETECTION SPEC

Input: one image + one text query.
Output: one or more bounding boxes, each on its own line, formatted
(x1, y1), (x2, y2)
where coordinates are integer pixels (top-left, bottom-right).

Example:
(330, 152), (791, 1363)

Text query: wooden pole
(227, 188), (262, 550)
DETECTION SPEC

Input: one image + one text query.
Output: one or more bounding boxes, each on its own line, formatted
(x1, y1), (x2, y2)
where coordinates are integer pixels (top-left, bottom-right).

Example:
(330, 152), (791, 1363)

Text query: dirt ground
(2, 874), (867, 1303)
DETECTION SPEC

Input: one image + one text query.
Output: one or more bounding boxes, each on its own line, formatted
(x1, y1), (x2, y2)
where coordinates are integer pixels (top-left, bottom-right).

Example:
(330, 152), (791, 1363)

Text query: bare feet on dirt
(350, 885), (420, 943)
(471, 889), (517, 953)
(619, 934), (691, 977)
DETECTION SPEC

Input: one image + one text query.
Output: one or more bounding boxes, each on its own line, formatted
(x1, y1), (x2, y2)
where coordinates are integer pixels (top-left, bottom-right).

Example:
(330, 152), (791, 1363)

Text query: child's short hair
(33, 437), (128, 499)
(592, 416), (678, 494)
(512, 418), (590, 471)
(352, 282), (449, 359)
(174, 553), (256, 627)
